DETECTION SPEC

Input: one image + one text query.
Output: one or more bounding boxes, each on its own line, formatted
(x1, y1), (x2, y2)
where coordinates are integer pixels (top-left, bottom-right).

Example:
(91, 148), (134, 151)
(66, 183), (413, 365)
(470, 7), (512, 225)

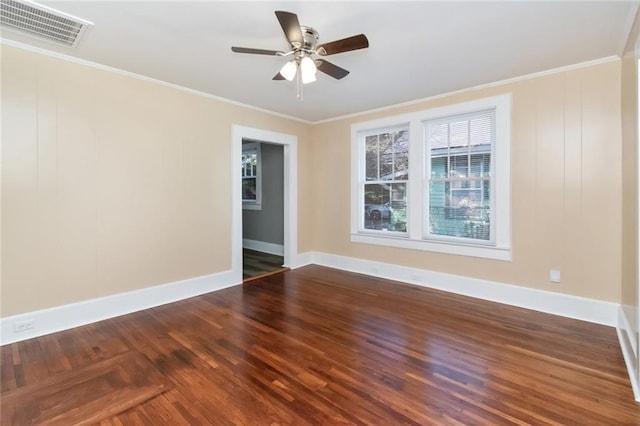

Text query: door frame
(231, 125), (298, 282)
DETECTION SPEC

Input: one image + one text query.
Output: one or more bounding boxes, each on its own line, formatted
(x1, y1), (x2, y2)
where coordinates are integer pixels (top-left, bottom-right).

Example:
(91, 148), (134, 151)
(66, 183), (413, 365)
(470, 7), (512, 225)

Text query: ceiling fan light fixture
(279, 60), (297, 81)
(300, 56), (317, 84)
(302, 72), (316, 85)
(231, 10), (369, 93)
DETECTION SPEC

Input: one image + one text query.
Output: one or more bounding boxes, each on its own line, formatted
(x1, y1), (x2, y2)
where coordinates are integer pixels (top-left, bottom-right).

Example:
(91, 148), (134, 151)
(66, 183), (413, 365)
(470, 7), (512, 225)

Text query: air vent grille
(0, 0), (93, 48)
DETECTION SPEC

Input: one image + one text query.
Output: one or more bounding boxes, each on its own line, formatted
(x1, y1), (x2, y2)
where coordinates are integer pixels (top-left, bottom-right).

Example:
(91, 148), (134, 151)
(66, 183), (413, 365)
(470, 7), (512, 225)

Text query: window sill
(350, 233), (512, 261)
(243, 203), (262, 211)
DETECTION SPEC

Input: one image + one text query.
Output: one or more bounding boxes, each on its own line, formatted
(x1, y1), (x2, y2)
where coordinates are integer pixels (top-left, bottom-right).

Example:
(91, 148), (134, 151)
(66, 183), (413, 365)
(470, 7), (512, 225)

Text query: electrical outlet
(14, 319), (34, 332)
(549, 270), (561, 283)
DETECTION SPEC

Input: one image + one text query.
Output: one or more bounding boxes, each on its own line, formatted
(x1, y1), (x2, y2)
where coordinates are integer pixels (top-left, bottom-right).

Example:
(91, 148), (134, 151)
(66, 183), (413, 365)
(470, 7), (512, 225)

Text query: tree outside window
(351, 94), (511, 261)
(362, 128), (409, 232)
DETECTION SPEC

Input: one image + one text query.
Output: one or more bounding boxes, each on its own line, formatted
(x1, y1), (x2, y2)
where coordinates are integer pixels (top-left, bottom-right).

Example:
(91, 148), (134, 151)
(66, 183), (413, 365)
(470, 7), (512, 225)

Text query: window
(361, 127), (409, 233)
(426, 110), (493, 242)
(242, 142), (261, 210)
(351, 94), (511, 261)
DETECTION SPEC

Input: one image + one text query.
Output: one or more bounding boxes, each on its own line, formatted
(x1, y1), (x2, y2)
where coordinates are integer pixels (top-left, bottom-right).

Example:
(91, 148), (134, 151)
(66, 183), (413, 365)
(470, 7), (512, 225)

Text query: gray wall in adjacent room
(242, 142), (284, 245)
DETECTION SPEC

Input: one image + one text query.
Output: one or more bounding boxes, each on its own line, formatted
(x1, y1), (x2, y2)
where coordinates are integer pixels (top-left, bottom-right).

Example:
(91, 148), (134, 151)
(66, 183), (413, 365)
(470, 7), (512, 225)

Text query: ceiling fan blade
(316, 59), (350, 80)
(231, 46), (283, 56)
(316, 34), (369, 56)
(273, 72), (285, 80)
(275, 11), (303, 48)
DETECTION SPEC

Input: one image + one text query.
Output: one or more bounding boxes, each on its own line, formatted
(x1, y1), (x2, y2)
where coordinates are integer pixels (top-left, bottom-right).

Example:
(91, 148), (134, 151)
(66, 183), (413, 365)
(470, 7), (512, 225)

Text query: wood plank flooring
(1, 352), (170, 425)
(243, 248), (285, 280)
(2, 265), (639, 424)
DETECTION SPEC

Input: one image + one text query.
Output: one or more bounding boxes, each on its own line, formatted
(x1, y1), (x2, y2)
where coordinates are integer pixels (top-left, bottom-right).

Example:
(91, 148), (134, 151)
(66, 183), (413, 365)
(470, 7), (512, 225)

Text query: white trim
(232, 126), (297, 280)
(618, 307), (640, 401)
(292, 251), (314, 269)
(314, 56), (619, 125)
(351, 94), (512, 261)
(2, 38), (619, 126)
(350, 234), (511, 261)
(242, 142), (262, 209)
(242, 239), (284, 256)
(635, 36), (640, 402)
(242, 203), (262, 211)
(0, 270), (238, 346)
(0, 38), (310, 124)
(620, 305), (639, 358)
(308, 251), (618, 326)
(0, 253), (620, 347)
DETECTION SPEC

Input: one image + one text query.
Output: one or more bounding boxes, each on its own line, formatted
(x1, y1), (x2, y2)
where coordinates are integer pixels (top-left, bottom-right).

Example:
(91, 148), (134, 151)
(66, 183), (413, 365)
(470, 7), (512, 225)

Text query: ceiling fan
(231, 11), (369, 86)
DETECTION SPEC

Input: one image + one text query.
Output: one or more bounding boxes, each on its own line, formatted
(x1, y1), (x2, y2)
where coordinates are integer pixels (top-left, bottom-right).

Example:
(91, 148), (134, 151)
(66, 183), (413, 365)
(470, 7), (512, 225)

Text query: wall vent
(0, 0), (93, 48)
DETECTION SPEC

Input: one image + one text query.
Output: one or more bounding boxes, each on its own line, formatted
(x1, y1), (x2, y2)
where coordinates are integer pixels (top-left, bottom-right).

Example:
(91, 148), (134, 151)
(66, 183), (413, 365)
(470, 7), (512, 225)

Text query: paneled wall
(310, 61), (622, 302)
(620, 8), (640, 396)
(1, 46), (310, 317)
(0, 44), (628, 319)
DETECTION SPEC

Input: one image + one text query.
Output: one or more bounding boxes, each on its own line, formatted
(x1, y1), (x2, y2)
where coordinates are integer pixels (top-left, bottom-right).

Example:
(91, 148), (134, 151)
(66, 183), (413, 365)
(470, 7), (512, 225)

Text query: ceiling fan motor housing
(299, 26), (319, 53)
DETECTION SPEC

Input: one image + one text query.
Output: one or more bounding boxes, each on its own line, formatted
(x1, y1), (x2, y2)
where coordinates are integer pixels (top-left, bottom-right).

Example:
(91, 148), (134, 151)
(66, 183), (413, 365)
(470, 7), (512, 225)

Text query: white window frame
(357, 125), (410, 237)
(424, 109), (495, 245)
(242, 142), (262, 210)
(351, 94), (512, 261)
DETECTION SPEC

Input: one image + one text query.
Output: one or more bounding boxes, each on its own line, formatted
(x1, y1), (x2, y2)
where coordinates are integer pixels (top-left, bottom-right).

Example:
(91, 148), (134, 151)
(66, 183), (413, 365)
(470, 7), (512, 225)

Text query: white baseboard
(620, 304), (639, 358)
(0, 270), (239, 346)
(291, 251), (314, 269)
(617, 307), (640, 401)
(310, 251), (619, 327)
(1, 251), (621, 346)
(242, 239), (284, 256)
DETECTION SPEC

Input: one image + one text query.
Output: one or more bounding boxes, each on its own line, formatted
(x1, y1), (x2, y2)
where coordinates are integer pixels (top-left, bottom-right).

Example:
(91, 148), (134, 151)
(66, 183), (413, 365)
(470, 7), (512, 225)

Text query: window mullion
(351, 93), (511, 260)
(376, 134), (380, 180)
(446, 124), (452, 212)
(408, 120), (423, 240)
(467, 119), (471, 178)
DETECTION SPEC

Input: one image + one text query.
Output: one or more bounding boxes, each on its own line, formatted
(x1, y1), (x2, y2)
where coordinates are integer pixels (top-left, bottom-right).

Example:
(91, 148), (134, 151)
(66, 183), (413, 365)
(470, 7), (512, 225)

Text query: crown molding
(0, 38), (312, 125)
(1, 38), (620, 126)
(313, 55), (620, 125)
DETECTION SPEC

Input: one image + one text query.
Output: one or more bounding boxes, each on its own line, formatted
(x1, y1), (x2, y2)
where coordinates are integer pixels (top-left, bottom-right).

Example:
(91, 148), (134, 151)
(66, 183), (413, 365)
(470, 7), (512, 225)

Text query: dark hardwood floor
(243, 248), (286, 280)
(2, 265), (639, 424)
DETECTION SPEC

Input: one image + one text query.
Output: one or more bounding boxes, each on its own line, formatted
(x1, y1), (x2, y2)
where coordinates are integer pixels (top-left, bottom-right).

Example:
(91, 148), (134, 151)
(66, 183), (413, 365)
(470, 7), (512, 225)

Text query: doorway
(231, 126), (298, 284)
(241, 140), (286, 280)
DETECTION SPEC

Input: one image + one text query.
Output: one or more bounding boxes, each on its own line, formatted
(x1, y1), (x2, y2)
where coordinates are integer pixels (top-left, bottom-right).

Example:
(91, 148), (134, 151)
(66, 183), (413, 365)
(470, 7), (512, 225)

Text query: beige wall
(0, 43), (627, 318)
(621, 10), (640, 352)
(1, 46), (311, 317)
(311, 61), (622, 302)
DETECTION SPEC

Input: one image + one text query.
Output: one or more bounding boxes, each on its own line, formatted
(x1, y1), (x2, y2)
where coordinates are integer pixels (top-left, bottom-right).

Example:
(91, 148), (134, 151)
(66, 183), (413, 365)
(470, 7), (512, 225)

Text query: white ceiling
(2, 1), (638, 122)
